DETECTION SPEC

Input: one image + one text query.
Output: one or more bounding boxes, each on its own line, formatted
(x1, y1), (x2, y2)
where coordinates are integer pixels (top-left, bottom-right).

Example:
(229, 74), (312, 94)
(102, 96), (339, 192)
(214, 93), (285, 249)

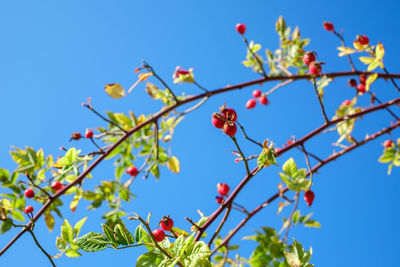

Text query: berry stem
(129, 214), (183, 266)
(193, 80), (209, 92)
(236, 121), (263, 147)
(90, 138), (104, 154)
(311, 76), (329, 124)
(25, 174), (53, 199)
(367, 91), (400, 121)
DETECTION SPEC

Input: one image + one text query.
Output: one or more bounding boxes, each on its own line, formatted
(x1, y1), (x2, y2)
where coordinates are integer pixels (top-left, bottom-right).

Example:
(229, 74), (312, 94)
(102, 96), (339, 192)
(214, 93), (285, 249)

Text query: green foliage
(332, 97), (362, 144)
(378, 138), (400, 174)
(279, 158), (310, 192)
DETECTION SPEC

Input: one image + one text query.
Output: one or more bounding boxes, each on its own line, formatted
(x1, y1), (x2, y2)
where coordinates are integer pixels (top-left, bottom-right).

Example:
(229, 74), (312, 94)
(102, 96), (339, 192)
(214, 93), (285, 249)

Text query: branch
(211, 120), (400, 253)
(2, 70), (400, 256)
(231, 136), (251, 175)
(208, 203), (232, 247)
(28, 230), (56, 267)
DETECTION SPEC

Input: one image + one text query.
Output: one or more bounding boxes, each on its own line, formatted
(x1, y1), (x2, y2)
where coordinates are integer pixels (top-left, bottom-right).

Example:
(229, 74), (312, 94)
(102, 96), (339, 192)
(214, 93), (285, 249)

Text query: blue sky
(1, 0), (400, 266)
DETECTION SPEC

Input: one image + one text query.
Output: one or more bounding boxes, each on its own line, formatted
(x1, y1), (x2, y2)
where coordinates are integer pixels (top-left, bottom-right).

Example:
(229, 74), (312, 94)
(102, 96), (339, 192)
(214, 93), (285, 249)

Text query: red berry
(217, 183), (230, 196)
(357, 83), (366, 94)
(384, 140), (394, 148)
(259, 95), (269, 105)
(252, 89), (262, 98)
(24, 205), (34, 214)
(70, 132), (81, 141)
(323, 21), (334, 32)
(309, 62), (322, 76)
(246, 99), (257, 109)
(24, 189), (35, 199)
(359, 74), (367, 83)
(152, 229), (165, 242)
(176, 69), (190, 77)
(234, 158), (240, 163)
(341, 99), (352, 106)
(211, 113), (225, 129)
(223, 122), (237, 137)
(236, 23), (246, 35)
(356, 35), (369, 46)
(126, 166), (138, 177)
(216, 196), (224, 204)
(160, 216), (174, 232)
(304, 190), (315, 206)
(51, 181), (63, 191)
(85, 129), (94, 139)
(221, 107), (237, 122)
(303, 51), (316, 66)
(348, 79), (357, 87)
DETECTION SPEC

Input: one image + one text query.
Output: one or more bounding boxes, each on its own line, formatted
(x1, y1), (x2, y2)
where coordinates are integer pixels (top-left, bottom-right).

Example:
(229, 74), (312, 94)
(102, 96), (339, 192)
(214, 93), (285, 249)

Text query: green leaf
(102, 223), (116, 243)
(114, 223), (135, 245)
(65, 248), (82, 257)
(134, 224), (144, 243)
(74, 216), (87, 237)
(11, 210), (25, 222)
(61, 219), (74, 243)
(136, 251), (164, 267)
(359, 56), (375, 64)
(56, 237), (67, 251)
(283, 158), (297, 177)
(74, 232), (110, 252)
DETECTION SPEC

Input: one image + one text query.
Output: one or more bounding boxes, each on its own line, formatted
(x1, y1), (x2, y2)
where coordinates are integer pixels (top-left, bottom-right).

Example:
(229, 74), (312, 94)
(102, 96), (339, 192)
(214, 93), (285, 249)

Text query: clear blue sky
(1, 1), (400, 266)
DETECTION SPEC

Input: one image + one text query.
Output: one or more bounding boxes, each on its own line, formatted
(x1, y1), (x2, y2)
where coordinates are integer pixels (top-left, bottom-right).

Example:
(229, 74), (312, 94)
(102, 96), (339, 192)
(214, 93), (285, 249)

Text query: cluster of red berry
(348, 74), (367, 94)
(215, 183), (230, 204)
(211, 105), (238, 137)
(152, 216), (174, 242)
(246, 89), (269, 109)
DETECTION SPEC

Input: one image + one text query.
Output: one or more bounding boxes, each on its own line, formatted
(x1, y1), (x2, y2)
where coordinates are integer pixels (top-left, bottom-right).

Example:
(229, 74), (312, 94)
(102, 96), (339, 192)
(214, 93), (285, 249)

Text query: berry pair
(152, 216), (175, 242)
(348, 75), (367, 94)
(303, 51), (322, 76)
(215, 183), (230, 204)
(212, 105), (238, 137)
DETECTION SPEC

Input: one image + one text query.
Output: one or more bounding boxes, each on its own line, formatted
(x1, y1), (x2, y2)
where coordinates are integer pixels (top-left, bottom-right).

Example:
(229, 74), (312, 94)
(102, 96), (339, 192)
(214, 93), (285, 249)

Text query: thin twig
(231, 136), (251, 175)
(208, 203), (232, 247)
(185, 217), (201, 231)
(193, 81), (208, 92)
(142, 61), (179, 103)
(300, 144), (313, 189)
(333, 31), (356, 72)
(311, 76), (329, 123)
(236, 121), (263, 147)
(383, 67), (400, 93)
(367, 91), (399, 120)
(283, 192), (299, 243)
(243, 37), (268, 77)
(296, 146), (323, 163)
(90, 138), (104, 153)
(28, 230), (56, 267)
(83, 104), (127, 133)
(25, 174), (52, 199)
(266, 79), (294, 96)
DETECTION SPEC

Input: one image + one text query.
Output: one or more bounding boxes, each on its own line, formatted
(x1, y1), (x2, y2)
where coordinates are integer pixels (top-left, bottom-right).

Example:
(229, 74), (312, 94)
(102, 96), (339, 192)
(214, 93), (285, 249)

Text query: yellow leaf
(138, 72), (153, 82)
(0, 199), (13, 210)
(45, 213), (55, 232)
(104, 83), (125, 99)
(367, 60), (381, 71)
(359, 56), (375, 65)
(70, 195), (80, 213)
(167, 156), (180, 174)
(375, 42), (385, 60)
(365, 73), (378, 92)
(337, 46), (356, 57)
